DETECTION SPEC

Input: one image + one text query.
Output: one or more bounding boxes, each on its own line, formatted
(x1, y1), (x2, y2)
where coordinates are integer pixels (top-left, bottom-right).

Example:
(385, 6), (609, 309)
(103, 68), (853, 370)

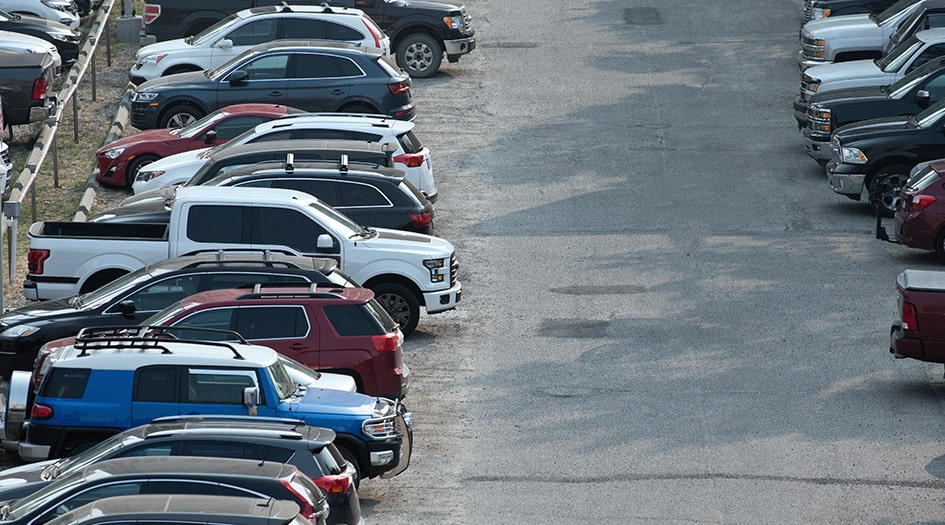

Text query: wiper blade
(349, 226), (375, 239)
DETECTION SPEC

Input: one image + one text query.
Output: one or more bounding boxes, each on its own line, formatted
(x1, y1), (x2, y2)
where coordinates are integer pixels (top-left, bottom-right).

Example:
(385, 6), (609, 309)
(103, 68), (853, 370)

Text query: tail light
(902, 301), (918, 331)
(31, 77), (47, 102)
(408, 212), (432, 228)
(372, 330), (402, 351)
(27, 249), (50, 274)
(33, 348), (51, 392)
(910, 194), (936, 211)
(362, 19), (383, 48)
(143, 4), (160, 24)
(280, 479), (317, 520)
(388, 81), (410, 96)
(392, 152), (424, 168)
(31, 403), (53, 420)
(313, 473), (351, 494)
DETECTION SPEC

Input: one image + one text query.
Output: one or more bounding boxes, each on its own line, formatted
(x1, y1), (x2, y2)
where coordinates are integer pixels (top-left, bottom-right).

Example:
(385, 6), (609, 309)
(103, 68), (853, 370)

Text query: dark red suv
(892, 159), (945, 260)
(143, 284), (409, 399)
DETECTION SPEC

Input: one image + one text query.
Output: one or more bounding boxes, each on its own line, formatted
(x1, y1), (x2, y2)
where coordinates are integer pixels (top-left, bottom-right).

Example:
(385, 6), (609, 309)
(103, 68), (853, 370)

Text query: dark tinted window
(397, 130), (423, 153)
(239, 53), (290, 80)
(40, 368), (90, 399)
(281, 17), (326, 39)
(134, 366), (179, 403)
(248, 130), (293, 143)
(290, 129), (382, 142)
(147, 480), (220, 495)
(186, 369), (257, 404)
(173, 308), (236, 333)
(325, 21), (364, 40)
(176, 440), (294, 463)
(204, 272), (311, 289)
(252, 207), (327, 252)
(324, 304), (386, 335)
(123, 275), (203, 312)
(225, 19), (277, 45)
(268, 178), (342, 206)
(337, 180), (390, 206)
(211, 116), (274, 140)
(291, 54), (363, 78)
(118, 443), (173, 457)
(235, 306), (309, 340)
(908, 44), (945, 73)
(36, 482), (146, 523)
(186, 205), (245, 243)
(313, 445), (343, 475)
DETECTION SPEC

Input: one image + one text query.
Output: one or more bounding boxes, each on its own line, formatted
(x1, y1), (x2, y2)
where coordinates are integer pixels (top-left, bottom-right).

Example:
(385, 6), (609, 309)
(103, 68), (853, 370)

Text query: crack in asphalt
(464, 473), (945, 488)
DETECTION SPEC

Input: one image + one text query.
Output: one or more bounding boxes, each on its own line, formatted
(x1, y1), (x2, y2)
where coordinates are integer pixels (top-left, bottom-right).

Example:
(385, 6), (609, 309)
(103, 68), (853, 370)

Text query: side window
(171, 308), (237, 335)
(121, 275), (202, 312)
(186, 205), (246, 244)
(336, 181), (391, 207)
(186, 368), (258, 404)
(280, 17), (325, 39)
(908, 44), (945, 73)
(235, 306), (309, 340)
(117, 443), (174, 457)
(209, 116), (273, 140)
(247, 130), (292, 143)
(39, 368), (90, 399)
(36, 483), (145, 524)
(204, 272), (310, 289)
(290, 129), (383, 143)
(236, 53), (289, 81)
(290, 53), (343, 79)
(927, 13), (945, 29)
(269, 178), (342, 206)
(923, 72), (945, 100)
(177, 440), (258, 460)
(146, 480), (220, 495)
(333, 56), (364, 77)
(251, 207), (330, 253)
(324, 21), (364, 41)
(225, 19), (277, 46)
(134, 366), (179, 403)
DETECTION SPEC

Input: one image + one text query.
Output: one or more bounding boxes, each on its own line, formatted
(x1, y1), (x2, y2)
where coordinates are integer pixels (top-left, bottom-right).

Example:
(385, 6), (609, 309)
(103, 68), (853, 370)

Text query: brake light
(362, 19), (383, 48)
(33, 349), (50, 392)
(372, 331), (402, 351)
(143, 4), (160, 24)
(280, 479), (317, 520)
(388, 81), (409, 96)
(408, 212), (432, 228)
(902, 301), (918, 331)
(910, 194), (936, 211)
(31, 77), (46, 102)
(393, 152), (424, 168)
(313, 473), (351, 494)
(31, 403), (53, 420)
(27, 249), (50, 274)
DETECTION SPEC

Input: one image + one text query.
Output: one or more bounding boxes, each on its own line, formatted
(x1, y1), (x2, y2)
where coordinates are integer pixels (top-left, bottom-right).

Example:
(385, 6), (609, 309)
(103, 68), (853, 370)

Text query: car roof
(915, 27), (945, 41)
(76, 456), (295, 479)
(217, 159), (405, 183)
(175, 284), (376, 311)
(263, 112), (415, 133)
(209, 139), (395, 162)
(248, 39), (382, 57)
(47, 495), (303, 525)
(142, 415), (336, 445)
(174, 185), (317, 206)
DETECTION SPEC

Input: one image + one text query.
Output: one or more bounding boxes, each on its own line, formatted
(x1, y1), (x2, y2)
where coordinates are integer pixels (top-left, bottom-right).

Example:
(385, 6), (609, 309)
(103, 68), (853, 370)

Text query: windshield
(140, 300), (185, 327)
(890, 2), (922, 36)
(6, 467), (100, 519)
(0, 9), (12, 21)
(278, 355), (321, 386)
(208, 48), (261, 81)
(191, 12), (240, 46)
(267, 359), (297, 399)
(877, 35), (922, 72)
(75, 267), (162, 309)
(889, 58), (945, 96)
(51, 434), (145, 479)
(176, 109), (225, 138)
(873, 0), (918, 25)
(307, 200), (362, 237)
(914, 97), (945, 126)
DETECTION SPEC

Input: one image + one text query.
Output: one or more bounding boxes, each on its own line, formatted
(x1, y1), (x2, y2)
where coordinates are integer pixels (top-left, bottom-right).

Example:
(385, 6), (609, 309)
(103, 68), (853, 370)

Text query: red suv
(143, 284), (409, 399)
(891, 159), (945, 260)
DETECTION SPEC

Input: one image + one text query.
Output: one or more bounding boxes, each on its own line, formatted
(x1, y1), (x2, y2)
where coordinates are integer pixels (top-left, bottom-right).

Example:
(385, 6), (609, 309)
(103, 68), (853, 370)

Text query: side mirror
(204, 129), (217, 144)
(316, 234), (334, 251)
(215, 38), (233, 50)
(917, 89), (931, 107)
(243, 386), (259, 416)
(228, 70), (249, 85)
(117, 300), (137, 317)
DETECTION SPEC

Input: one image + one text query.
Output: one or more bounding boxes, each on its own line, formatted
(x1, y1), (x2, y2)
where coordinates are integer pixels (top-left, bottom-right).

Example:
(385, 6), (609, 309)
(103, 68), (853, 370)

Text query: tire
(124, 154), (159, 187)
(159, 106), (203, 129)
(396, 33), (442, 78)
(337, 445), (361, 489)
(371, 282), (420, 337)
(867, 164), (910, 218)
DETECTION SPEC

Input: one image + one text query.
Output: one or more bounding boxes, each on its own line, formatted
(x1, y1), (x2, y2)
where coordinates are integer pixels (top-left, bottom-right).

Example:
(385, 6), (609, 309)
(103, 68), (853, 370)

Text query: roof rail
(153, 414), (306, 425)
(147, 427), (305, 440)
(181, 248), (300, 257)
(236, 282), (345, 300)
(286, 152), (294, 174)
(74, 326), (249, 360)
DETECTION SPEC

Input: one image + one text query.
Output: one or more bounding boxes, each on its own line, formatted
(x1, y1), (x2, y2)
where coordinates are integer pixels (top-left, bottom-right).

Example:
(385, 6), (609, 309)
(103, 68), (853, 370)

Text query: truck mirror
(243, 386), (259, 416)
(117, 300), (137, 317)
(228, 70), (249, 85)
(204, 130), (217, 144)
(316, 234), (334, 251)
(215, 38), (232, 50)
(917, 89), (931, 107)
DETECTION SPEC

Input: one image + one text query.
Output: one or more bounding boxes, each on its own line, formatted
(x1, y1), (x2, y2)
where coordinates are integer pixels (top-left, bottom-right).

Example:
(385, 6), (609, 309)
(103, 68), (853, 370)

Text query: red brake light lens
(313, 474), (351, 494)
(392, 153), (424, 168)
(362, 19), (383, 48)
(911, 194), (936, 211)
(372, 331), (402, 351)
(31, 77), (46, 102)
(143, 4), (160, 24)
(408, 212), (432, 228)
(902, 301), (918, 331)
(388, 81), (410, 95)
(31, 403), (53, 420)
(27, 249), (50, 274)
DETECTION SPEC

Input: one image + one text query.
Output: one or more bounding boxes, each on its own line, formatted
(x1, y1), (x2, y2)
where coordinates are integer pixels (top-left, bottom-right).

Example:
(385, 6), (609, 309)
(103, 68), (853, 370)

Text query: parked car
(0, 456), (329, 525)
(129, 41), (414, 130)
(0, 0), (78, 29)
(803, 0), (902, 23)
(876, 157), (945, 257)
(143, 283), (410, 399)
(0, 48), (57, 129)
(45, 495), (316, 525)
(802, 56), (945, 164)
(98, 157), (435, 234)
(797, 0), (922, 70)
(825, 95), (945, 214)
(132, 113), (436, 201)
(0, 29), (62, 74)
(130, 3), (389, 84)
(0, 9), (78, 63)
(19, 325), (412, 482)
(794, 27), (945, 126)
(122, 138), (395, 205)
(889, 269), (945, 362)
(0, 417), (360, 525)
(6, 250), (356, 373)
(96, 103), (306, 187)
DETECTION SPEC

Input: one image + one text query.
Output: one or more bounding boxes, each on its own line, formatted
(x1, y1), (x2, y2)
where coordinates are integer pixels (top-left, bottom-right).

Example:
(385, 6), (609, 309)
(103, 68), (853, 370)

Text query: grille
(462, 9), (472, 32)
(449, 253), (458, 287)
(804, 0), (813, 22)
(0, 147), (11, 169)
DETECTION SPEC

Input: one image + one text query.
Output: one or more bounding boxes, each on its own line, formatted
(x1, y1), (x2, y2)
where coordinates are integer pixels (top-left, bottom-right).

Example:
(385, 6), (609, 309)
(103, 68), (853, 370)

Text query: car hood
(286, 387), (378, 416)
(803, 13), (876, 37)
(805, 58), (883, 84)
(0, 460), (53, 487)
(397, 0), (463, 11)
(136, 38), (192, 60)
(358, 228), (454, 257)
(0, 298), (80, 329)
(96, 128), (177, 155)
(137, 71), (210, 92)
(835, 115), (913, 141)
(809, 84), (888, 106)
(137, 147), (210, 175)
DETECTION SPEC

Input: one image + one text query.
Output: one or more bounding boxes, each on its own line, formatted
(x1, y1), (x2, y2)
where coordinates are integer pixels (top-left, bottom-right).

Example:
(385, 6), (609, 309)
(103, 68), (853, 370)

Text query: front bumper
(444, 36), (476, 58)
(797, 49), (829, 71)
(826, 161), (865, 199)
(129, 101), (161, 130)
(793, 95), (809, 128)
(422, 281), (462, 314)
(802, 134), (831, 162)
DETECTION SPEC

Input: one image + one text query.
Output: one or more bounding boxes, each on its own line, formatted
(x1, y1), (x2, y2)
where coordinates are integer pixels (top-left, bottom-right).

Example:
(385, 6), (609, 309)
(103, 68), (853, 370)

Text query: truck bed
(32, 221), (168, 240)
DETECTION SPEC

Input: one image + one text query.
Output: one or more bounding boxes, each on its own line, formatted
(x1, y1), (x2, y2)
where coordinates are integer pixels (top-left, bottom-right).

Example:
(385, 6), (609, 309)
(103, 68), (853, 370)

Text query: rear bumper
(890, 322), (923, 361)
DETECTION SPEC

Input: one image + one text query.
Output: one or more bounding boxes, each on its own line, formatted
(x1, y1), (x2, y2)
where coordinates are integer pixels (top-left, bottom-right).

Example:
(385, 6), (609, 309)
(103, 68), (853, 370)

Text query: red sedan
(95, 103), (303, 188)
(892, 159), (945, 260)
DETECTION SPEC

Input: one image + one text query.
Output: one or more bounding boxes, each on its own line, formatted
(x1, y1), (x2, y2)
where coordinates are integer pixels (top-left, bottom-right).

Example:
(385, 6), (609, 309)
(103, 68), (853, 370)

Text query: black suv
(0, 456), (329, 525)
(48, 495), (310, 525)
(0, 416), (360, 525)
(6, 251), (355, 374)
(130, 41), (414, 129)
(97, 156), (435, 234)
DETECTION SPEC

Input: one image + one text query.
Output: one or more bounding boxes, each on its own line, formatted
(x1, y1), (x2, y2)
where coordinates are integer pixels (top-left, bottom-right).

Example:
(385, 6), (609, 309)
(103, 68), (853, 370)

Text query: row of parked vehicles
(0, 0), (477, 523)
(798, 0), (945, 380)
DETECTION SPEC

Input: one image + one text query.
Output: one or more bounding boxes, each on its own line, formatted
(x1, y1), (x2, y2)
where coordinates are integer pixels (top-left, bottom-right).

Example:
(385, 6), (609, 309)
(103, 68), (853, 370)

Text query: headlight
(813, 38), (825, 47)
(131, 91), (159, 102)
(443, 14), (462, 29)
(841, 146), (868, 164)
(1, 325), (41, 338)
(137, 53), (167, 67)
(809, 105), (830, 120)
(41, 0), (73, 11)
(136, 169), (164, 182)
(422, 257), (447, 283)
(812, 7), (831, 19)
(102, 147), (125, 159)
(48, 32), (75, 42)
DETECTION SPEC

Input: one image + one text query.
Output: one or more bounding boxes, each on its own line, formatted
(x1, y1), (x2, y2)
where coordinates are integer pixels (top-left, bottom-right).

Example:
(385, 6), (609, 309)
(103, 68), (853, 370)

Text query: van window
(40, 368), (91, 399)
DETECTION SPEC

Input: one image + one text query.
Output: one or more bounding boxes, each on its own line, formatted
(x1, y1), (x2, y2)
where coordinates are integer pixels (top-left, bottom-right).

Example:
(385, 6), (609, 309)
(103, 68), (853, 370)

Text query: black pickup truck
(141, 0), (475, 78)
(0, 49), (57, 134)
(803, 0), (903, 23)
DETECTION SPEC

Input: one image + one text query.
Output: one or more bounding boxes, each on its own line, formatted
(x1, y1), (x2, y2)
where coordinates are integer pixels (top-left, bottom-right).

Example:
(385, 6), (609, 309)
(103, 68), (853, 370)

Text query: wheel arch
(389, 23), (445, 50)
(362, 273), (424, 307)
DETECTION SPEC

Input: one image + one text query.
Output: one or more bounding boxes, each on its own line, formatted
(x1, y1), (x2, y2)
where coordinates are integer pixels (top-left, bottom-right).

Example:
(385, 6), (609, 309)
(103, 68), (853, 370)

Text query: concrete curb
(72, 83), (134, 222)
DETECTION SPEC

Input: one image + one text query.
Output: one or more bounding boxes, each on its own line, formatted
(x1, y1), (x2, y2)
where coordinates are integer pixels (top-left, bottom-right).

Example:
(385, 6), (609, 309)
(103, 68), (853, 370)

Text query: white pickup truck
(25, 186), (461, 335)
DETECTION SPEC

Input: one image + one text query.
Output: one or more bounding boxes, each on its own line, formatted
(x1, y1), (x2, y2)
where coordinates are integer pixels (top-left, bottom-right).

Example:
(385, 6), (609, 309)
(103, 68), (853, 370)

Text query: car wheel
(159, 106), (203, 129)
(371, 282), (420, 336)
(337, 445), (361, 489)
(124, 154), (159, 187)
(868, 165), (909, 218)
(396, 33), (442, 78)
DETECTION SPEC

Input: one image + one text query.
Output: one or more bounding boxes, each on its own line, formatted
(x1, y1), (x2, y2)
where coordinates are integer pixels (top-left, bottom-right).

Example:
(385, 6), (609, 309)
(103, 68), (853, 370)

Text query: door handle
(331, 89), (345, 95)
(289, 343), (307, 350)
(269, 91), (283, 97)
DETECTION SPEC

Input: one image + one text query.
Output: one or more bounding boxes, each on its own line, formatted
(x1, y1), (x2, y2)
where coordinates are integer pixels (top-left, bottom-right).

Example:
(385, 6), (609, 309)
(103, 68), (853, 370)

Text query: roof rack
(152, 414), (306, 426)
(236, 282), (345, 300)
(181, 249), (304, 269)
(74, 326), (249, 360)
(147, 428), (305, 440)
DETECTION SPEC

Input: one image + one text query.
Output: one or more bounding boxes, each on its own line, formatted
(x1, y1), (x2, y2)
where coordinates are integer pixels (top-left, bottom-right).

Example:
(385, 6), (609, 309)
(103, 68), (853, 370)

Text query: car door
(915, 69), (945, 109)
(233, 305), (318, 368)
(249, 205), (342, 262)
(211, 18), (279, 70)
(282, 52), (352, 113)
(214, 52), (289, 110)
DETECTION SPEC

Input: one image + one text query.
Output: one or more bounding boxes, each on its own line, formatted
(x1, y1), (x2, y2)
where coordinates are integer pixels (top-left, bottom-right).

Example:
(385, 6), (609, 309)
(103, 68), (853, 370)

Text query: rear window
(396, 130), (423, 153)
(324, 301), (395, 335)
(376, 54), (402, 77)
(312, 445), (344, 475)
(40, 368), (91, 399)
(908, 165), (942, 192)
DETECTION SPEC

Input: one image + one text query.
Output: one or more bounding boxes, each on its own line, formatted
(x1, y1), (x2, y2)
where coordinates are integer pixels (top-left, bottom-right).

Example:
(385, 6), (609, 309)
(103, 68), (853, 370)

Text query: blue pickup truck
(17, 326), (411, 482)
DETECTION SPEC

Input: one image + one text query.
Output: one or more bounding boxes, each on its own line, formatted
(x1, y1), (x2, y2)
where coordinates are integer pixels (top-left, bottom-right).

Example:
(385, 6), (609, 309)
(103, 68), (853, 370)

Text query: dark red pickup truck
(890, 269), (945, 362)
